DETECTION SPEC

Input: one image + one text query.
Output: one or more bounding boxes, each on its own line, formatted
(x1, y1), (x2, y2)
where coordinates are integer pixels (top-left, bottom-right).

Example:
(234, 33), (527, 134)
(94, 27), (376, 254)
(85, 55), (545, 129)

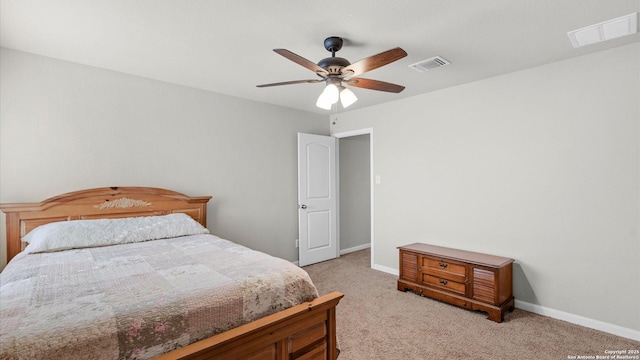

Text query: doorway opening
(334, 128), (374, 268)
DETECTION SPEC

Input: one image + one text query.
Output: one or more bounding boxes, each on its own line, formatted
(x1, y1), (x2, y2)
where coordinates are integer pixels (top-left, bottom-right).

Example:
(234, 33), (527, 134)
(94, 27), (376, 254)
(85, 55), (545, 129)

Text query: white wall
(0, 48), (329, 268)
(330, 43), (639, 334)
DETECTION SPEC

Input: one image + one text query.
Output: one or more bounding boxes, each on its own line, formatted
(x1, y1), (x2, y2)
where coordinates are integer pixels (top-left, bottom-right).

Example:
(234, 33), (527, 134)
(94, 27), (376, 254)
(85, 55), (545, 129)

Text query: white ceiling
(1, 0), (639, 115)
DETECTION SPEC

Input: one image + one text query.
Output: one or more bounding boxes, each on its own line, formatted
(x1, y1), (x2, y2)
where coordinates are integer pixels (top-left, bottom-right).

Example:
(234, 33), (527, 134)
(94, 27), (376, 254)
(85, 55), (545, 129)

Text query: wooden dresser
(397, 243), (515, 322)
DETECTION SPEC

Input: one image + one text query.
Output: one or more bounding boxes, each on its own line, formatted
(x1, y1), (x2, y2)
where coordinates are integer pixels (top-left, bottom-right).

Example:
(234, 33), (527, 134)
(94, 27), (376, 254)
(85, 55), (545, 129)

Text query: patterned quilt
(0, 234), (319, 359)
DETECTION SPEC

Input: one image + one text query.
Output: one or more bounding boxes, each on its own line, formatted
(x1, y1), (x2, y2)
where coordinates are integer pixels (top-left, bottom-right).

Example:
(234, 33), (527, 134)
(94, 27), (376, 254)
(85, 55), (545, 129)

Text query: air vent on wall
(408, 56), (450, 72)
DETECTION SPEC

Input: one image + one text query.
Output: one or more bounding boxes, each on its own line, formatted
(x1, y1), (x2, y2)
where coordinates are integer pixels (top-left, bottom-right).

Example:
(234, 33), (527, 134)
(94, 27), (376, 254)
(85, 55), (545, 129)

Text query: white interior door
(298, 133), (338, 266)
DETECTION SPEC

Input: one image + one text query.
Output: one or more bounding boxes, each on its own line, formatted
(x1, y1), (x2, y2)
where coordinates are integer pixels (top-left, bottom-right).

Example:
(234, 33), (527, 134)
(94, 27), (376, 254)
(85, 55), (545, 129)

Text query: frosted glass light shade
(340, 88), (357, 108)
(316, 83), (339, 109)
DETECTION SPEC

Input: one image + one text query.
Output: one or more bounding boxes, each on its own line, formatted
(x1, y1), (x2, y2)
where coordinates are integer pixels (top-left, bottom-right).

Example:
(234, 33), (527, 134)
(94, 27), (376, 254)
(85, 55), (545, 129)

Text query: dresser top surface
(398, 243), (514, 268)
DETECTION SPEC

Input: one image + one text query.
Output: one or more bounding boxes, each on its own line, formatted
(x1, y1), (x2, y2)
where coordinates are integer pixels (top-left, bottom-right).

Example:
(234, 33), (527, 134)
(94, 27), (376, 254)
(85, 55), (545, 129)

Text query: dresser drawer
(422, 274), (466, 295)
(422, 257), (466, 280)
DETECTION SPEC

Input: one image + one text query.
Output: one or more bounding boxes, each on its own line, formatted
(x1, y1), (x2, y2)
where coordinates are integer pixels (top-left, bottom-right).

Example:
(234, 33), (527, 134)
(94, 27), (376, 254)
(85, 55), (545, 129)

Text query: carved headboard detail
(0, 187), (212, 262)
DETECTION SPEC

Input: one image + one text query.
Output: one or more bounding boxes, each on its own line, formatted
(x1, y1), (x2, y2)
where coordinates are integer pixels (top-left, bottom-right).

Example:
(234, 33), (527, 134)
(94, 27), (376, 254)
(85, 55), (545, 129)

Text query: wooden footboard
(154, 291), (344, 360)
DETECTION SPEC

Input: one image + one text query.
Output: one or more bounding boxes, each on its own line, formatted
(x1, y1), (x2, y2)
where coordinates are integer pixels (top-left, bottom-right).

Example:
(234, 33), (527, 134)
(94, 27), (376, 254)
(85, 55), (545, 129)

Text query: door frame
(332, 128), (374, 269)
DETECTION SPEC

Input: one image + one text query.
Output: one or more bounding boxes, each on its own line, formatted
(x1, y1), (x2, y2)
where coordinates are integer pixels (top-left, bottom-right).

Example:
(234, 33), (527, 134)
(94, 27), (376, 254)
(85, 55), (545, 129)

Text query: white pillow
(23, 213), (210, 254)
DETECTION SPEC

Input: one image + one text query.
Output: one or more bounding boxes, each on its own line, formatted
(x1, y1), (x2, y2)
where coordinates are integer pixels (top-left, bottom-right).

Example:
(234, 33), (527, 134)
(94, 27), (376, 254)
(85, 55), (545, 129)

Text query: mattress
(0, 233), (319, 359)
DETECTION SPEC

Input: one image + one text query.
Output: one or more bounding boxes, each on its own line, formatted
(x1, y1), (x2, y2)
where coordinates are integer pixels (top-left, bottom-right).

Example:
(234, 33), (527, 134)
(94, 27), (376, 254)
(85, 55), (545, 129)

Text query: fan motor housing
(318, 57), (350, 74)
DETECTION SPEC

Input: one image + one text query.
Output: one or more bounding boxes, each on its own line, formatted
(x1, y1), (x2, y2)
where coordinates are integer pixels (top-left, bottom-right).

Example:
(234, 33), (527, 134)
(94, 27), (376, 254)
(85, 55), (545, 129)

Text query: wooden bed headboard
(0, 187), (212, 262)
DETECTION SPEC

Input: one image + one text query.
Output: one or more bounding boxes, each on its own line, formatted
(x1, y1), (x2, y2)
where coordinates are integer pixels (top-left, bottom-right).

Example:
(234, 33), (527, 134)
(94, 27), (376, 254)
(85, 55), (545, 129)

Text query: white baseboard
(370, 262), (639, 341)
(339, 245), (399, 275)
(515, 299), (640, 341)
(293, 244), (371, 267)
(372, 263), (399, 276)
(340, 243), (371, 255)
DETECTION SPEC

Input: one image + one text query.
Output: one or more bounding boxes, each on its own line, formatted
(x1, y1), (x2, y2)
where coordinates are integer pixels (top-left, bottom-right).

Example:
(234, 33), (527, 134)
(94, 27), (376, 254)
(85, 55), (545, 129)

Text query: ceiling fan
(256, 36), (407, 110)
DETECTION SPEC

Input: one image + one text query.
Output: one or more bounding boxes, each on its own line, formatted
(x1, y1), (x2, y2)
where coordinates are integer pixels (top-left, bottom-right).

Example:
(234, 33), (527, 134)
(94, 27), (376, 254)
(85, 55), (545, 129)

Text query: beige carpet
(303, 249), (639, 360)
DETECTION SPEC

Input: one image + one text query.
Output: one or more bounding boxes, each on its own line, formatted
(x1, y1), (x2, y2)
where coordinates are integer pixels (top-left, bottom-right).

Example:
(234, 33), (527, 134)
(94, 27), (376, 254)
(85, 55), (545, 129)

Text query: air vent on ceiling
(408, 56), (450, 72)
(567, 12), (639, 48)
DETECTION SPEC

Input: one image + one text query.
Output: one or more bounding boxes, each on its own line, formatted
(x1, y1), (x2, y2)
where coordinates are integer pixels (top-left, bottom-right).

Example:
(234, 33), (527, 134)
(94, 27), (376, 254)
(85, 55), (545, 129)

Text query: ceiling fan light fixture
(340, 87), (357, 108)
(316, 83), (339, 109)
(258, 37), (407, 110)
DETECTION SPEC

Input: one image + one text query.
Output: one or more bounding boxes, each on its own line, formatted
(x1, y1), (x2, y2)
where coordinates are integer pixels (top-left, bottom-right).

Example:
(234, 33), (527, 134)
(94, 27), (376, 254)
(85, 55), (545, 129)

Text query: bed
(0, 187), (343, 360)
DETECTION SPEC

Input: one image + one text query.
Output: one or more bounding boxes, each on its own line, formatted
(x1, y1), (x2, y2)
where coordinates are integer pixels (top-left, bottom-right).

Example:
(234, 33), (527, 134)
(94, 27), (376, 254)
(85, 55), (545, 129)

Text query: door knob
(299, 204), (307, 209)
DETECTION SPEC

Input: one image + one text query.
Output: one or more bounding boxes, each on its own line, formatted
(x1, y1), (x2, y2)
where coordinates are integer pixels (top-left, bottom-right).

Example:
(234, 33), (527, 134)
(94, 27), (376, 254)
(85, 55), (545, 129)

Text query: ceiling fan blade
(273, 49), (329, 77)
(342, 47), (407, 77)
(346, 78), (405, 93)
(256, 79), (324, 88)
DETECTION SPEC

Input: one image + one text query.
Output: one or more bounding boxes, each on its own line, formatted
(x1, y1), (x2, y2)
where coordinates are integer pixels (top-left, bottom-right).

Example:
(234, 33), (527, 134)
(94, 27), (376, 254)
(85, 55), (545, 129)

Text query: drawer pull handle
(439, 279), (448, 285)
(439, 262), (448, 268)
